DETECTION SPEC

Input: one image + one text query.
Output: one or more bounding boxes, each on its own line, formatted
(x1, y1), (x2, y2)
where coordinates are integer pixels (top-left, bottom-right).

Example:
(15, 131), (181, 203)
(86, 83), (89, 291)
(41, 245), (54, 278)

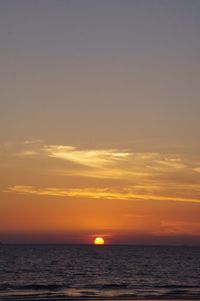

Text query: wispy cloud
(42, 145), (188, 180)
(3, 141), (191, 181)
(193, 167), (200, 173)
(15, 151), (38, 157)
(4, 142), (200, 205)
(155, 220), (200, 235)
(44, 145), (131, 168)
(5, 185), (200, 204)
(44, 145), (186, 170)
(23, 139), (43, 145)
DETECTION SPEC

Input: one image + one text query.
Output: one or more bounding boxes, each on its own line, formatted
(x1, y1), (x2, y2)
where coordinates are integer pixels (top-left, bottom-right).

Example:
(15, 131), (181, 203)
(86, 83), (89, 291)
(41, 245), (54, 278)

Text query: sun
(94, 237), (105, 245)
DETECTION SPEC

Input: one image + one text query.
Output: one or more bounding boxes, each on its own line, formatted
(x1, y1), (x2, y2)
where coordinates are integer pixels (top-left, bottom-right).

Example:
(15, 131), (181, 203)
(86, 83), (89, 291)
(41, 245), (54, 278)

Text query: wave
(1, 287), (200, 300)
(82, 283), (130, 290)
(0, 284), (65, 291)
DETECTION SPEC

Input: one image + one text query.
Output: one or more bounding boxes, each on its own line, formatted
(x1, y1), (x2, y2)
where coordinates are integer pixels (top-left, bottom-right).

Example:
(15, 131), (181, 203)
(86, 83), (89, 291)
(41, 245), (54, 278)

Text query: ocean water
(0, 245), (200, 300)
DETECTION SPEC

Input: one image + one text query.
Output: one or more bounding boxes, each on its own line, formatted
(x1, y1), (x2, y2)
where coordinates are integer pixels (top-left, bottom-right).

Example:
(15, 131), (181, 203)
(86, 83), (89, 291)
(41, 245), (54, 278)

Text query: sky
(1, 0), (200, 244)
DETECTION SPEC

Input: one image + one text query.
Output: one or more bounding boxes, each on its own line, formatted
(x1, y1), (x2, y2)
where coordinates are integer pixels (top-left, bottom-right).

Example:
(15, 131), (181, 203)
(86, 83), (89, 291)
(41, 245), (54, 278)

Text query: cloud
(193, 167), (200, 173)
(9, 142), (188, 177)
(5, 185), (200, 204)
(44, 145), (131, 168)
(15, 151), (38, 157)
(23, 139), (43, 145)
(153, 157), (186, 169)
(44, 145), (186, 171)
(41, 144), (189, 182)
(155, 220), (200, 235)
(4, 142), (200, 204)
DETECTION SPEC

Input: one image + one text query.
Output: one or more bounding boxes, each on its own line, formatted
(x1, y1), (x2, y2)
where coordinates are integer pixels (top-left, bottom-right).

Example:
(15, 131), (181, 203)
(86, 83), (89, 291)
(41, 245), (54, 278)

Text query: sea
(0, 245), (200, 300)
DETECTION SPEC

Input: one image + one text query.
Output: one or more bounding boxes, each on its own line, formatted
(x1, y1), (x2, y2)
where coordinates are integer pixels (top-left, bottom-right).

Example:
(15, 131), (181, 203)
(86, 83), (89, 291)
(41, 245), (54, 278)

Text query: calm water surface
(0, 245), (200, 300)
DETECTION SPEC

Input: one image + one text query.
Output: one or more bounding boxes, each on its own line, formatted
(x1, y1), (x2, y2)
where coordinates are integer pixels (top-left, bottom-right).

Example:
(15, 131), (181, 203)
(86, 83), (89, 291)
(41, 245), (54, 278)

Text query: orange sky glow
(1, 1), (200, 244)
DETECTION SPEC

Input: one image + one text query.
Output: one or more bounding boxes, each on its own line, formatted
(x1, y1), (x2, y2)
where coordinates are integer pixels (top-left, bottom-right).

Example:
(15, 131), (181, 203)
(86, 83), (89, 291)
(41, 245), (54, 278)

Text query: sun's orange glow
(94, 237), (105, 245)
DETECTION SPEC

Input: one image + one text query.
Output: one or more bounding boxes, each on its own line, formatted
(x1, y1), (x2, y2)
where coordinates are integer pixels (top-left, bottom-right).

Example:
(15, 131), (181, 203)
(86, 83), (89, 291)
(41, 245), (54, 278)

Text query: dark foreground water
(0, 245), (200, 300)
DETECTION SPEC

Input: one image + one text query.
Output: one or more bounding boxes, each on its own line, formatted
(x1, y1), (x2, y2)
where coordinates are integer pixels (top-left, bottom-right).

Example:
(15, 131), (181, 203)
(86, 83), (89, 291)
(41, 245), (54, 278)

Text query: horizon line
(1, 242), (200, 247)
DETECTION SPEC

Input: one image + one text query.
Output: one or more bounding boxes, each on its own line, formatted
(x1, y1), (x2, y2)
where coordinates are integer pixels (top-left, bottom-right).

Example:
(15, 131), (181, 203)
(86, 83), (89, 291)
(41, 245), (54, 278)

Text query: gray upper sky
(1, 0), (200, 151)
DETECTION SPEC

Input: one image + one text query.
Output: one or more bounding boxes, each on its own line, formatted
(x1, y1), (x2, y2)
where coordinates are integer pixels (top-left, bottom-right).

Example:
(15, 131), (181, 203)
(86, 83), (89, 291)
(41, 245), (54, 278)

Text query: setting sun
(94, 237), (105, 245)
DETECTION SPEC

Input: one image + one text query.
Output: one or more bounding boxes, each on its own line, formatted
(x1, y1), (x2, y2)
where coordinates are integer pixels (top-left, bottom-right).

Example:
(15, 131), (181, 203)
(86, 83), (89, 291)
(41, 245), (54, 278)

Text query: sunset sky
(1, 0), (200, 244)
